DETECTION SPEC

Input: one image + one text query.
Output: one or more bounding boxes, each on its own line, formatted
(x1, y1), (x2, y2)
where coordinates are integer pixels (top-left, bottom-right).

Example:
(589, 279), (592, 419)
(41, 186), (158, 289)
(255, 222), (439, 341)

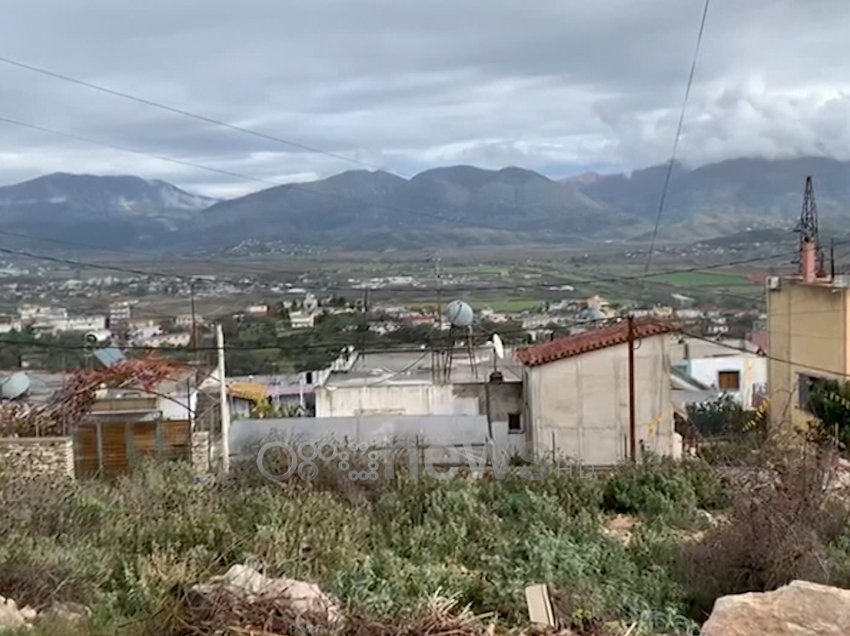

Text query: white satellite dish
(489, 334), (505, 380)
(491, 334), (505, 359)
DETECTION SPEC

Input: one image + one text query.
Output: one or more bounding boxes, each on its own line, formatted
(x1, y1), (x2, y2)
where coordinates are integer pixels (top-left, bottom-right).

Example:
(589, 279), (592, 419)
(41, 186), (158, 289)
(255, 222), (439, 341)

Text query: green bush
(602, 457), (727, 519)
(0, 458), (734, 633)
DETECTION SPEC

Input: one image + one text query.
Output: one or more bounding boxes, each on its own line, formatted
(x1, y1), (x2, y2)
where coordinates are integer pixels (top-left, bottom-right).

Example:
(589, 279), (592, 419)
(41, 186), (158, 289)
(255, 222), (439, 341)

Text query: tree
(809, 379), (850, 447)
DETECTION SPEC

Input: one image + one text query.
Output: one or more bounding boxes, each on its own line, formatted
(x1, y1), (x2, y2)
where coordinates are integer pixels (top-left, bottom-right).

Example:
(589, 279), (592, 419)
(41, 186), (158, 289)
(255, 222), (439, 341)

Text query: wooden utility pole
(627, 315), (637, 463)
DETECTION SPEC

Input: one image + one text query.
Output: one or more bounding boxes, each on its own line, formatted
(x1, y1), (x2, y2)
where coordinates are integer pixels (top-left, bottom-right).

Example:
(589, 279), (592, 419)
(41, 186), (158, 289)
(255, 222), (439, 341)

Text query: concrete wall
(229, 415), (493, 456)
(524, 335), (675, 465)
(314, 380), (526, 454)
(686, 355), (767, 407)
(0, 437), (75, 480)
(768, 281), (849, 429)
(315, 383), (478, 417)
(158, 388), (198, 424)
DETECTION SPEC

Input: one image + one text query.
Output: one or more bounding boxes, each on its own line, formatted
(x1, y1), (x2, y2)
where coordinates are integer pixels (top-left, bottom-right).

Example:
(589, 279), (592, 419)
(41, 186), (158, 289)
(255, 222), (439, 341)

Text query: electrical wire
(645, 0), (711, 272)
(0, 54), (389, 173)
(0, 114), (522, 236)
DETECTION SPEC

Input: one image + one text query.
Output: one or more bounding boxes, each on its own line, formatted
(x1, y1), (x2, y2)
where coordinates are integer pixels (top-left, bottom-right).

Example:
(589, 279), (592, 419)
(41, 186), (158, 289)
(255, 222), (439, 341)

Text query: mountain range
(2, 156), (850, 250)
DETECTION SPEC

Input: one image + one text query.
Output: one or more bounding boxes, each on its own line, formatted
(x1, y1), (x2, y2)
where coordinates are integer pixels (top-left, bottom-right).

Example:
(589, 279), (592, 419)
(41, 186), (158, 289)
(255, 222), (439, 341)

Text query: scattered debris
(188, 564), (342, 628)
(602, 514), (636, 545)
(700, 580), (850, 636)
(525, 584), (555, 627)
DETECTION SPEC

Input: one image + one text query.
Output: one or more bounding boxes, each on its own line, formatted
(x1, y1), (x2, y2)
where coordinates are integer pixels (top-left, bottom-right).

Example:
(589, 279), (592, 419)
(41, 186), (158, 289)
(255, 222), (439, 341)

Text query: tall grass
(0, 455), (774, 634)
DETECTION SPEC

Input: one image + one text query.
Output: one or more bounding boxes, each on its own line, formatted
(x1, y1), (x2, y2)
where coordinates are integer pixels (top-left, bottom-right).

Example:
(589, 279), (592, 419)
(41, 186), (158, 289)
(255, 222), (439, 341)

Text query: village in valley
(4, 2), (850, 635)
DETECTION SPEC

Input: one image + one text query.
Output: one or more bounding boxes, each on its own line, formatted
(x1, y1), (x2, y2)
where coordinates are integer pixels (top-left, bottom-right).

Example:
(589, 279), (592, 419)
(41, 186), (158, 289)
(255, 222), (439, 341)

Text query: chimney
(801, 238), (817, 283)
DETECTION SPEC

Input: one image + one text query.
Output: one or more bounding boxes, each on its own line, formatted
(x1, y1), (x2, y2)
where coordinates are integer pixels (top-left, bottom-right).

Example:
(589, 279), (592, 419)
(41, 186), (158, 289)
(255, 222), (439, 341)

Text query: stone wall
(191, 431), (211, 473)
(0, 437), (75, 480)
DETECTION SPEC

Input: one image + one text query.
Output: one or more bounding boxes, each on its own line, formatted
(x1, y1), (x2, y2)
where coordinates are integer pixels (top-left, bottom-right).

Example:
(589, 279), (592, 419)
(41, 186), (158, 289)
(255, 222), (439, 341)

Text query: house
(289, 310), (316, 329)
(767, 270), (850, 429)
(585, 295), (616, 317)
(314, 348), (526, 455)
(245, 304), (269, 316)
(669, 336), (767, 408)
(516, 320), (679, 466)
(108, 301), (132, 326)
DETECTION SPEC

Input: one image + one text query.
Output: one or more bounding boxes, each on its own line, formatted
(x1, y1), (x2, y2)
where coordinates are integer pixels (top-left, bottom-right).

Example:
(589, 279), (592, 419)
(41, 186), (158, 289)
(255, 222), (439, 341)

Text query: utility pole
(627, 315), (637, 463)
(435, 256), (443, 329)
(216, 324), (231, 474)
(190, 278), (198, 363)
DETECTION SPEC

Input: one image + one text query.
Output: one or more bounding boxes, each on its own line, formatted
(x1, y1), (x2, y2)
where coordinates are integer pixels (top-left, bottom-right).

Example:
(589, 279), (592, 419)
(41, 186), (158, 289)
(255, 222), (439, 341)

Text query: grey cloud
(1, 0), (850, 196)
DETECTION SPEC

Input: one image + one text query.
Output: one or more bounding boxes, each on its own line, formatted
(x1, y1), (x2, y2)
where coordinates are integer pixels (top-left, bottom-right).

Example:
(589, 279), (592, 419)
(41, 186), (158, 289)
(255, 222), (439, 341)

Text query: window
(717, 370), (741, 391)
(305, 371), (313, 384)
(798, 373), (826, 412)
(508, 412), (522, 433)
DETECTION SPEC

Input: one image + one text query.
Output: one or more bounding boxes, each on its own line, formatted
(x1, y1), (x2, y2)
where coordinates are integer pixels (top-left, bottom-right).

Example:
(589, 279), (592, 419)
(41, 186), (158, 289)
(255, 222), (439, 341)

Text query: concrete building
(33, 314), (107, 334)
(315, 348), (526, 454)
(669, 336), (766, 408)
(289, 310), (316, 329)
(517, 320), (679, 466)
(19, 305), (67, 324)
(108, 301), (132, 326)
(767, 273), (850, 429)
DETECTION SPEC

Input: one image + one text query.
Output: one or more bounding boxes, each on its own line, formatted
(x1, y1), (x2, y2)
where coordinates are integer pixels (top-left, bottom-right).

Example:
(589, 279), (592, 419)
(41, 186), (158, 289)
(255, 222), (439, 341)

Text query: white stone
(701, 580), (850, 636)
(193, 564), (341, 624)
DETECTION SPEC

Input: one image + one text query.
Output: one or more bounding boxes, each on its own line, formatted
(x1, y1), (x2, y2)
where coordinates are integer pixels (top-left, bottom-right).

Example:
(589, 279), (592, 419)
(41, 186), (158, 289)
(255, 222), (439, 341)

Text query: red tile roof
(516, 320), (674, 367)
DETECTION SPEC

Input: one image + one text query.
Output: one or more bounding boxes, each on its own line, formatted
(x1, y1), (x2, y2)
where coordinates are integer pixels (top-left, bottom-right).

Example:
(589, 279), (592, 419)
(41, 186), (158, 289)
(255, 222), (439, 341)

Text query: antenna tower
(796, 176), (825, 279)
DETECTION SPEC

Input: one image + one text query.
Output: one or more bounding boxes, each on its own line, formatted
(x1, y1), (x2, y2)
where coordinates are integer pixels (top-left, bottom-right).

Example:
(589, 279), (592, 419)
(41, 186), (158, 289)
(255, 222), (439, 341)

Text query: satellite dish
(1, 372), (31, 400)
(491, 334), (505, 359)
(445, 300), (474, 328)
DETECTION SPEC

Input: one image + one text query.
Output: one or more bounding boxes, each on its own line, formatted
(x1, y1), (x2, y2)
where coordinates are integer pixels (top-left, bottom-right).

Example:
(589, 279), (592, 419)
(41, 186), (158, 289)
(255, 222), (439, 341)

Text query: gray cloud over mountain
(1, 0), (848, 196)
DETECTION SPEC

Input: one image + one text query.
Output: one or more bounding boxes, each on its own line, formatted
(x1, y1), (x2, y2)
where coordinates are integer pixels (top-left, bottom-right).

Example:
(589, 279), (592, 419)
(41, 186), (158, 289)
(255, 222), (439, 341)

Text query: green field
(642, 271), (755, 289)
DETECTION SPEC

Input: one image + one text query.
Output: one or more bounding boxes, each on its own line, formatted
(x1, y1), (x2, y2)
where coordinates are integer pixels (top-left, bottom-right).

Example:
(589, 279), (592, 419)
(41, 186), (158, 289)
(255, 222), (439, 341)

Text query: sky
(1, 0), (849, 198)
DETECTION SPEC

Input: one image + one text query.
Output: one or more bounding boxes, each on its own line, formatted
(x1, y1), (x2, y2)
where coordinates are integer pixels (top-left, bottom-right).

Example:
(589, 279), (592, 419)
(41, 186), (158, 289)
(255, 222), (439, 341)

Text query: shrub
(676, 448), (850, 621)
(602, 457), (727, 519)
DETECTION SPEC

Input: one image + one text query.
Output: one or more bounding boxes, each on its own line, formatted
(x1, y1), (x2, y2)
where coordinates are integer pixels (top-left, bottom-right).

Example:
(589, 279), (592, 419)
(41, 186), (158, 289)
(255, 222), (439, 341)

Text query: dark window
(508, 412), (522, 433)
(305, 371), (313, 384)
(799, 373), (825, 412)
(717, 370), (741, 391)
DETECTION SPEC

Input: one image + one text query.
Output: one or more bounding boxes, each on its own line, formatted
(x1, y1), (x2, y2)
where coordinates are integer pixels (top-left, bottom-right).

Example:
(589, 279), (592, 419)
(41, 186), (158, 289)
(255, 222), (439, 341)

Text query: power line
(678, 328), (850, 380)
(645, 0), (711, 272)
(0, 54), (389, 173)
(0, 114), (520, 235)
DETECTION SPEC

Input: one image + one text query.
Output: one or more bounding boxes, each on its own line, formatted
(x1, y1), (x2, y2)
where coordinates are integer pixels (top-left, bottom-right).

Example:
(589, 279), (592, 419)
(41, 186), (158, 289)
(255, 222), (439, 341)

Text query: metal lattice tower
(796, 176), (825, 277)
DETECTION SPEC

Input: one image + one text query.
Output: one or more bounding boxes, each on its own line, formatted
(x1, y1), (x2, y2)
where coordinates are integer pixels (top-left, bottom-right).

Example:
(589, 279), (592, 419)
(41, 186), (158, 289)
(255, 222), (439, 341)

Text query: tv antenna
(795, 176), (825, 279)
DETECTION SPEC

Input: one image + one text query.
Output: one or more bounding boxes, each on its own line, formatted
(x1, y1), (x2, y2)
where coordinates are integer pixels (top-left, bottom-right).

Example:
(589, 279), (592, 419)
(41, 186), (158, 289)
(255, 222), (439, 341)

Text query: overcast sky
(1, 0), (848, 197)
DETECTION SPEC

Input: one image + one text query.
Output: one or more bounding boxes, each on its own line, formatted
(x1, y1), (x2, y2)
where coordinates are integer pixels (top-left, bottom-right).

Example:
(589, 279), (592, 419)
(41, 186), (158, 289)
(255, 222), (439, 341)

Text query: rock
(701, 580), (850, 636)
(0, 594), (30, 631)
(193, 564), (341, 624)
(603, 514), (636, 545)
(37, 601), (91, 624)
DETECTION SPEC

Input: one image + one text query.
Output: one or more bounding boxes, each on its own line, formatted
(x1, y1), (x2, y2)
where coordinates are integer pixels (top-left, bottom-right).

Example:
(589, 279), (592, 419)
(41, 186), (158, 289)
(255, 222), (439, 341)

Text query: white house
(669, 336), (767, 408)
(314, 349), (527, 455)
(290, 310), (316, 329)
(517, 320), (679, 466)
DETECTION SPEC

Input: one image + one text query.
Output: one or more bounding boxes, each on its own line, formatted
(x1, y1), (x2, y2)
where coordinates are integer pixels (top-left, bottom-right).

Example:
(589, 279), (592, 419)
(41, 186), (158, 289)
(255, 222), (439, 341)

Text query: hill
(0, 173), (217, 247)
(577, 156), (850, 240)
(3, 157), (850, 249)
(196, 166), (625, 248)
